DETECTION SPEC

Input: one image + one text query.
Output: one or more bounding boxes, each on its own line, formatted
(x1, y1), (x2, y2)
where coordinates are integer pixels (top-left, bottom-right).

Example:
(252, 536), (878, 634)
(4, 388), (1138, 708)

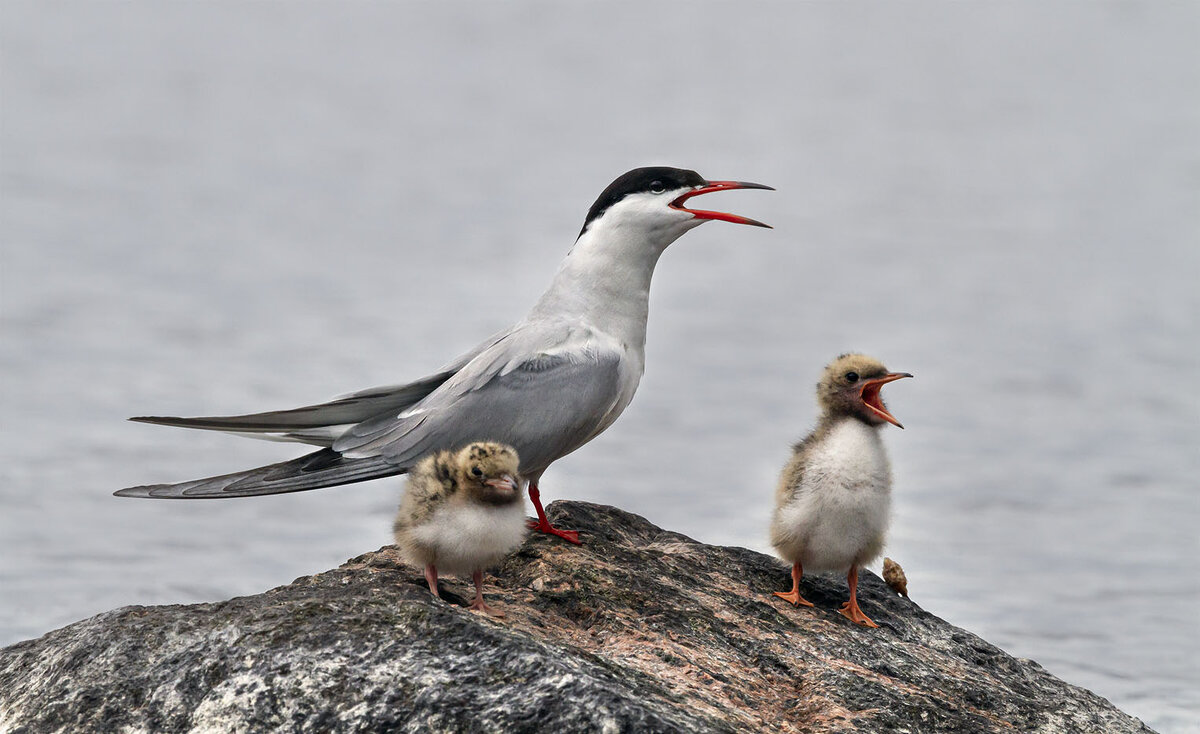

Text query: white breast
(771, 420), (893, 572)
(404, 500), (528, 576)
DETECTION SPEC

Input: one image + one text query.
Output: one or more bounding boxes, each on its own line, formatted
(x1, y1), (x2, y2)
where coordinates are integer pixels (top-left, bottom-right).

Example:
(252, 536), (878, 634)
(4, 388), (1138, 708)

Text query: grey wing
(334, 342), (626, 475)
(129, 373), (455, 445)
(114, 449), (403, 499)
(128, 330), (510, 445)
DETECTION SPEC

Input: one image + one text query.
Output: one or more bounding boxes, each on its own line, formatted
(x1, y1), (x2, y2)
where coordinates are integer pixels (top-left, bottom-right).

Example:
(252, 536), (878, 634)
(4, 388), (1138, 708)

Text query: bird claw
(838, 601), (879, 628)
(773, 590), (815, 608)
(527, 518), (581, 545)
(469, 599), (506, 617)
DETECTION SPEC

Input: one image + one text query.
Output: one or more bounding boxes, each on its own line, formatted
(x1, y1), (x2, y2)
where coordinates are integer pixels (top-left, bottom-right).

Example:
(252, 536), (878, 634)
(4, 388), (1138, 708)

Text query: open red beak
(860, 372), (913, 428)
(669, 180), (774, 228)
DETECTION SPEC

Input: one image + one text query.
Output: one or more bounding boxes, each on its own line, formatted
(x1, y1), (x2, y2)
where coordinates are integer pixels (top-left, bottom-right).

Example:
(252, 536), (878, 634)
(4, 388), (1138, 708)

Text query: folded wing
(335, 328), (626, 475)
(126, 330), (510, 446)
(114, 448), (401, 499)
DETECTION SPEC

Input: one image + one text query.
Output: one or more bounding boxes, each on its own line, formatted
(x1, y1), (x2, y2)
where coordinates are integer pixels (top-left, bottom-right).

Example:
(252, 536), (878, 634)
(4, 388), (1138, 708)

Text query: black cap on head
(580, 167), (706, 235)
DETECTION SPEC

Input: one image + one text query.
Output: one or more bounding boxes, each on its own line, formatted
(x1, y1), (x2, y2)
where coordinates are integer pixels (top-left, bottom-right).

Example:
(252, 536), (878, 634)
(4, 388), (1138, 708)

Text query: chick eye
(648, 180), (666, 194)
(471, 467), (483, 478)
(845, 371), (859, 383)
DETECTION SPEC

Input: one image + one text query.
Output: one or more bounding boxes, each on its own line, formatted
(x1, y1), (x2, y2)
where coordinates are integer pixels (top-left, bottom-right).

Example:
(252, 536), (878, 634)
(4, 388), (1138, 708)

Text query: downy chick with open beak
(394, 442), (525, 616)
(770, 354), (912, 628)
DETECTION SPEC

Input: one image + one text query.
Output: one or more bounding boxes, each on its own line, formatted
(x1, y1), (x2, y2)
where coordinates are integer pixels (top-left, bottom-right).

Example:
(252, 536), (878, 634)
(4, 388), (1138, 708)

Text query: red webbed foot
(526, 480), (582, 544)
(527, 517), (581, 544)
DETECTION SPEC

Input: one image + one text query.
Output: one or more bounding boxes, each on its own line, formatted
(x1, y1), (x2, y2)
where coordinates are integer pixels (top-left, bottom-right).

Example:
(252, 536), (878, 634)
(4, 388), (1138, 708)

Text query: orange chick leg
(838, 565), (879, 628)
(773, 562), (815, 607)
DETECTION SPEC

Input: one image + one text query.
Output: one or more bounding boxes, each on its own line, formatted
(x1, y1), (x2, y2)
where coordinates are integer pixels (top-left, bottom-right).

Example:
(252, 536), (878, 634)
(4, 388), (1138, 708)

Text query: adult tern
(117, 166), (773, 544)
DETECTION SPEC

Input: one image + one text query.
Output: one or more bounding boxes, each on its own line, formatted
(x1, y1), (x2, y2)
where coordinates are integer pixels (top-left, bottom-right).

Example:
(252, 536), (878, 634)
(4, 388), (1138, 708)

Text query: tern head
(452, 442), (522, 506)
(816, 354), (912, 429)
(578, 167), (773, 243)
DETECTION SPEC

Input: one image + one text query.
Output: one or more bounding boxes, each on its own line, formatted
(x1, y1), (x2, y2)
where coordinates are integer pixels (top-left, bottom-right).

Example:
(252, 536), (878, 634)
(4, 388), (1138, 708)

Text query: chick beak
(485, 474), (519, 495)
(669, 180), (774, 228)
(860, 372), (913, 428)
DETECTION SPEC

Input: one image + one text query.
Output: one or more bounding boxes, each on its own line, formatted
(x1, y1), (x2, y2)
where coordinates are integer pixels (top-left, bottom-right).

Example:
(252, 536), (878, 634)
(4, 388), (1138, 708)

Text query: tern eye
(845, 372), (859, 383)
(471, 467), (483, 478)
(648, 180), (666, 194)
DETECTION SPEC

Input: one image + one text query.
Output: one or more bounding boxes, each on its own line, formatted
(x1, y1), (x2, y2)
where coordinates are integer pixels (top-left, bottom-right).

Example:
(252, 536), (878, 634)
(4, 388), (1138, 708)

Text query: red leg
(525, 480), (581, 544)
(773, 562), (815, 607)
(838, 565), (879, 628)
(424, 564), (440, 599)
(469, 569), (505, 617)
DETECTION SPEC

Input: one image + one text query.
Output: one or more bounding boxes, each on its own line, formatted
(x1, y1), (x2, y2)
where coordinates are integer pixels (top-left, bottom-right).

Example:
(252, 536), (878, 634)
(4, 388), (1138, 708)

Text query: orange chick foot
(838, 600), (879, 628)
(773, 590), (815, 608)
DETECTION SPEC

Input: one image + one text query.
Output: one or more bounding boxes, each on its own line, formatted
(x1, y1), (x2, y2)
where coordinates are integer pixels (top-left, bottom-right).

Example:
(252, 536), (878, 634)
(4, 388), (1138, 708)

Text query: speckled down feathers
(393, 442), (526, 575)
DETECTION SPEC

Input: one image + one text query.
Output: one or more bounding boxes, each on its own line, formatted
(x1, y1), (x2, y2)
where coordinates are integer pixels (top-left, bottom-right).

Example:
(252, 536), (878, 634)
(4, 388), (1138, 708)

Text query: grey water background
(2, 1), (1197, 730)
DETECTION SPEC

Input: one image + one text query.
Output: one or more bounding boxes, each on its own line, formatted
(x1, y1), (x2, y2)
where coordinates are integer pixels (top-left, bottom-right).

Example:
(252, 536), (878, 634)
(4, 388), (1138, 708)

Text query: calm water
(2, 2), (1197, 730)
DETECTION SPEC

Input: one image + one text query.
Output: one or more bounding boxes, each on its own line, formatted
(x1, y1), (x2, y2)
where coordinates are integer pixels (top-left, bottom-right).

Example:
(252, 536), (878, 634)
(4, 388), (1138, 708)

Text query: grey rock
(0, 502), (1154, 733)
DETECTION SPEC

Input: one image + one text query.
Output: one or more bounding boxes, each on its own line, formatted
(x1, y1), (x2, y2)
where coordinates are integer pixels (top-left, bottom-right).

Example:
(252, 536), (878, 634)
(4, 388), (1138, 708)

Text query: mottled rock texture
(0, 501), (1153, 733)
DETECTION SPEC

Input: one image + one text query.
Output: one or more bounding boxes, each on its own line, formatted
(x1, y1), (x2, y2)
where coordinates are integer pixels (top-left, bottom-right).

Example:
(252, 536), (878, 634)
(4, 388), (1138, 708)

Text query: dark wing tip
(113, 485), (155, 498)
(111, 449), (404, 499)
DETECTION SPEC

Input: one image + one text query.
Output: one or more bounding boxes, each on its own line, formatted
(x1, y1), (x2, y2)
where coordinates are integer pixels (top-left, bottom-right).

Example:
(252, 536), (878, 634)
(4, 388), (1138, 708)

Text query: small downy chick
(882, 557), (909, 598)
(394, 442), (526, 616)
(770, 354), (912, 628)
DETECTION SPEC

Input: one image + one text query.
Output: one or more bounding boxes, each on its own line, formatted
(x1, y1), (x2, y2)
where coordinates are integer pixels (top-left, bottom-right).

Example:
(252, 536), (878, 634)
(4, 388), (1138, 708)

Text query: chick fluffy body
(394, 442), (527, 576)
(770, 354), (904, 572)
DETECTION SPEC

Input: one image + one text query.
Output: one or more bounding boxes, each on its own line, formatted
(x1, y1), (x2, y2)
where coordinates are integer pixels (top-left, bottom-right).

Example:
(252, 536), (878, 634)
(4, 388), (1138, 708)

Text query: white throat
(528, 201), (701, 348)
(809, 419), (892, 491)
